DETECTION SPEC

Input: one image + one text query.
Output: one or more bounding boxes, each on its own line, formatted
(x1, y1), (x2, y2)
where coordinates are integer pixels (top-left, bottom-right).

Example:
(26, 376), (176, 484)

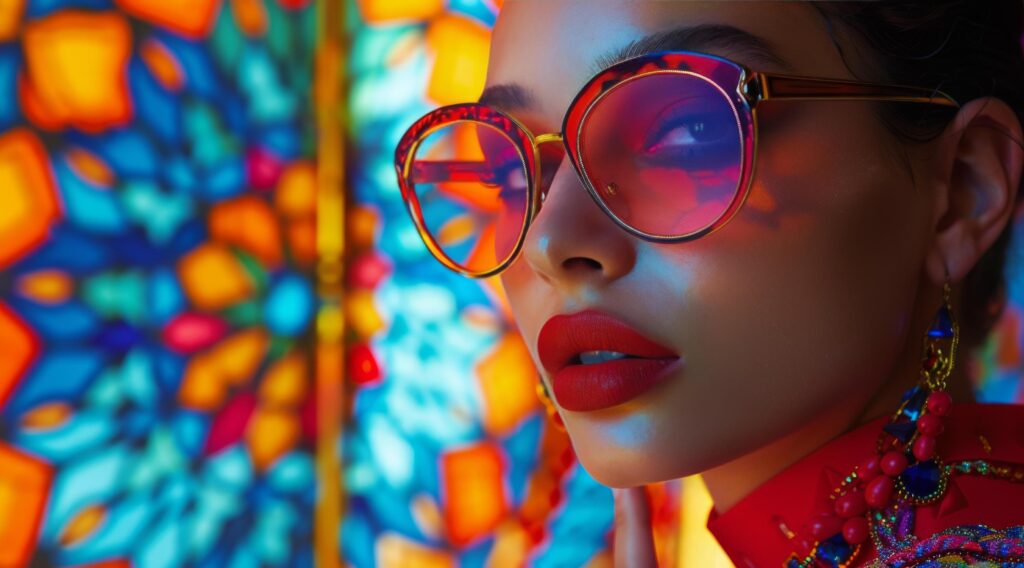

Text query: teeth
(578, 350), (629, 365)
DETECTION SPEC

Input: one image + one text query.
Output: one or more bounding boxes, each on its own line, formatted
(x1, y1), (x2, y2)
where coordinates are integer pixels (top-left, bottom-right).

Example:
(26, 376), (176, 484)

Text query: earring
(921, 280), (959, 394)
(536, 378), (566, 431)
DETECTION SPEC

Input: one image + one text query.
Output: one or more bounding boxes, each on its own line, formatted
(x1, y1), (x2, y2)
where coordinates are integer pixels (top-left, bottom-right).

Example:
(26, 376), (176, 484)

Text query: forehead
(486, 1), (850, 120)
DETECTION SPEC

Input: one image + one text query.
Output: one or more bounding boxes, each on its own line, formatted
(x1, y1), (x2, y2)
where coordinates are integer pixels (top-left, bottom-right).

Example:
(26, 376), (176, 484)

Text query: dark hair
(813, 1), (1024, 350)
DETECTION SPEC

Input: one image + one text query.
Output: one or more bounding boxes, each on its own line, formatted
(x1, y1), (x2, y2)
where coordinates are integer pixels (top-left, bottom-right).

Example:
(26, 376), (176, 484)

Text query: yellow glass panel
(356, 0), (444, 24)
(23, 12), (133, 132)
(426, 15), (491, 104)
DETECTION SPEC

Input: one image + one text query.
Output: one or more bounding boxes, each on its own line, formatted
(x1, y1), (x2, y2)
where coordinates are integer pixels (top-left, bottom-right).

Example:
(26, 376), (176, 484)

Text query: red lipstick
(537, 310), (680, 412)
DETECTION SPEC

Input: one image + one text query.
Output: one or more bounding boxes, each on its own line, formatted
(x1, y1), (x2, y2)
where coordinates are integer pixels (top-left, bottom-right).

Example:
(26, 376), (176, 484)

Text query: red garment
(707, 403), (1024, 567)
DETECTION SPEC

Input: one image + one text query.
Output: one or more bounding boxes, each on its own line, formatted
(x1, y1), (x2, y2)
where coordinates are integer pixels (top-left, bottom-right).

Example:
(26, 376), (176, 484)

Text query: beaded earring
(788, 281), (960, 567)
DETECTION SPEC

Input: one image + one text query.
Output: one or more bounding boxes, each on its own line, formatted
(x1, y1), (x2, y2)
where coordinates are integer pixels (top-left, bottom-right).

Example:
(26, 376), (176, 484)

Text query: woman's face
(489, 1), (938, 487)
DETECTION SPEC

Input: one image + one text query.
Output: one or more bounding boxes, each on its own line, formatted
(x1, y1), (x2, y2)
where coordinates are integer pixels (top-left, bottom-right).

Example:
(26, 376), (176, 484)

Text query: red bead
(809, 513), (843, 540)
(864, 475), (894, 508)
(923, 355), (938, 371)
(835, 490), (866, 518)
(926, 391), (953, 416)
(917, 413), (944, 437)
(913, 435), (938, 461)
(881, 451), (909, 477)
(842, 516), (870, 544)
(858, 455), (881, 481)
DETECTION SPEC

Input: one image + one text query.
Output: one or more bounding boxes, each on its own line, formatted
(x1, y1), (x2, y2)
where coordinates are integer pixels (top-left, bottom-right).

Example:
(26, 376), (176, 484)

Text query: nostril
(562, 257), (602, 272)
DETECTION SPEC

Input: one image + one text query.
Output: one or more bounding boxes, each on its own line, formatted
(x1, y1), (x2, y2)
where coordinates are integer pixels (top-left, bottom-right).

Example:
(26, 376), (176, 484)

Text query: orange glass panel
(209, 196), (283, 268)
(247, 407), (300, 471)
(260, 352), (308, 407)
(476, 332), (539, 436)
(22, 11), (133, 132)
(66, 147), (115, 187)
(0, 303), (38, 410)
(20, 402), (74, 431)
(0, 0), (24, 42)
(15, 269), (74, 305)
(115, 0), (220, 39)
(0, 129), (61, 269)
(231, 0), (267, 36)
(441, 443), (508, 547)
(0, 443), (52, 568)
(275, 162), (316, 218)
(287, 218), (317, 267)
(179, 328), (268, 410)
(376, 532), (453, 568)
(140, 39), (185, 92)
(178, 244), (255, 310)
(59, 504), (108, 547)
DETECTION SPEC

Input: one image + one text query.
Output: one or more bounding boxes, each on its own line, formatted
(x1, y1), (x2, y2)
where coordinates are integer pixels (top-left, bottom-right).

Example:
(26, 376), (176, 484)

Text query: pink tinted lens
(579, 72), (743, 238)
(409, 121), (529, 273)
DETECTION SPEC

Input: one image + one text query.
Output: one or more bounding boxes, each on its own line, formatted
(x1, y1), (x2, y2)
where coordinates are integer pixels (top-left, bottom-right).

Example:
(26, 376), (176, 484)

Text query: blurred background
(0, 1), (1021, 566)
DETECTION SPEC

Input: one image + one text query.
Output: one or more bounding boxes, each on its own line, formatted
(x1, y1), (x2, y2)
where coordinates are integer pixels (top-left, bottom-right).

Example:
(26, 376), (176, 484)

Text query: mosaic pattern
(0, 0), (317, 566)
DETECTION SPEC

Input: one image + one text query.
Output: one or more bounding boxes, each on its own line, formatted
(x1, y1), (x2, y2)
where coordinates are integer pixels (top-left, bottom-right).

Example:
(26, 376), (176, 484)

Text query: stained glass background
(0, 0), (1022, 567)
(0, 0), (318, 566)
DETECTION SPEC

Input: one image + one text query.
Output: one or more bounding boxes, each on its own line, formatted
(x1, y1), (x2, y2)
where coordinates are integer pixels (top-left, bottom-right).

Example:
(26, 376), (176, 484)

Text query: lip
(537, 309), (681, 412)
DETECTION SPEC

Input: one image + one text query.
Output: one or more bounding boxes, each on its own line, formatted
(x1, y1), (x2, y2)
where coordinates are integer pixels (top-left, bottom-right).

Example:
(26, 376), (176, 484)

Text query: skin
(483, 1), (1023, 564)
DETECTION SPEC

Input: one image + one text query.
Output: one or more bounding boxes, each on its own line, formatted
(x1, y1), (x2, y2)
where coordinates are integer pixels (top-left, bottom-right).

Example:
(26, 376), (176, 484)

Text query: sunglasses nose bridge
(534, 132), (564, 146)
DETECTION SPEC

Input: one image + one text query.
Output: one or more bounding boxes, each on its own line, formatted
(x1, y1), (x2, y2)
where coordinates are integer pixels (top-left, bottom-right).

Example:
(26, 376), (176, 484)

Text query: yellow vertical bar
(315, 0), (346, 566)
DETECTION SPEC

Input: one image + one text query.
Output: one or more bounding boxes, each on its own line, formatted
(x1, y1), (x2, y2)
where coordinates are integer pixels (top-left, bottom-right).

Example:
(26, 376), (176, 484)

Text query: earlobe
(927, 97), (1024, 285)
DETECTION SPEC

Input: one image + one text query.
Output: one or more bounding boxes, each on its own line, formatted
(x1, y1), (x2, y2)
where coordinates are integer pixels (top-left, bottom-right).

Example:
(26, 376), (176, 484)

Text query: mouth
(537, 310), (681, 412)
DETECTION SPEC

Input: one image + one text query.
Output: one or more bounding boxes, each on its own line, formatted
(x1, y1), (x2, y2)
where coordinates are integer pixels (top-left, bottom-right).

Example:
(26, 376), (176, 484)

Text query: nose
(520, 156), (638, 287)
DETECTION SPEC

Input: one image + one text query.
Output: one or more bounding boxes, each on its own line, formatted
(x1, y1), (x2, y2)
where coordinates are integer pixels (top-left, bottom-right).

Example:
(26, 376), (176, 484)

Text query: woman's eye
(642, 112), (731, 154)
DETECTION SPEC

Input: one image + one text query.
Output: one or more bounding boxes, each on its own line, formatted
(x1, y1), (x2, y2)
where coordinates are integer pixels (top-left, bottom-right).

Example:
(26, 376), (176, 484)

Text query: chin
(571, 439), (706, 488)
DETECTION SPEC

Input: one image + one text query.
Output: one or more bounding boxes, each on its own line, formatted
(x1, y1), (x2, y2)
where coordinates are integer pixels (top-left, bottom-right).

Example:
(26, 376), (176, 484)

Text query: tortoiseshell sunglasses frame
(395, 50), (959, 278)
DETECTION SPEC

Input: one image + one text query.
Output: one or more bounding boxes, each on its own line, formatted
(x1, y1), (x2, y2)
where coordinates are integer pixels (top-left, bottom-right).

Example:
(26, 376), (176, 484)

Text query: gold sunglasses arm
(743, 72), (960, 108)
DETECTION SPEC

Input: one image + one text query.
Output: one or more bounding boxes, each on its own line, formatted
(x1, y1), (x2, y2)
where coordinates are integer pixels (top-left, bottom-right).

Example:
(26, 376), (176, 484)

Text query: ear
(926, 97), (1024, 285)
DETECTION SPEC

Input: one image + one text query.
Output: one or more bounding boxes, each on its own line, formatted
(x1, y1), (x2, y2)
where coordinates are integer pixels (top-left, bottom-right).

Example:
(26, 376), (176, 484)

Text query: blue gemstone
(815, 534), (854, 567)
(899, 386), (927, 421)
(900, 459), (942, 499)
(927, 305), (954, 338)
(785, 559), (803, 568)
(883, 421), (917, 444)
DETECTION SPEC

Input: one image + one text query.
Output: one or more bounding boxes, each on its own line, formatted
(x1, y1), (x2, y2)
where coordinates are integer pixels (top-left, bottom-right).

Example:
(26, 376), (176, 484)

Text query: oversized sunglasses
(395, 50), (958, 278)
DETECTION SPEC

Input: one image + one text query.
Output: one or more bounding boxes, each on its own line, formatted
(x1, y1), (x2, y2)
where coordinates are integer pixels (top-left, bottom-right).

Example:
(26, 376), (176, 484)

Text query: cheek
(572, 111), (931, 483)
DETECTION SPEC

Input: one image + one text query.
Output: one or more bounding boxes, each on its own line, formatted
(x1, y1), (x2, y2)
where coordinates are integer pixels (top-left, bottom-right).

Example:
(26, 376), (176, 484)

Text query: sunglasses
(395, 50), (958, 278)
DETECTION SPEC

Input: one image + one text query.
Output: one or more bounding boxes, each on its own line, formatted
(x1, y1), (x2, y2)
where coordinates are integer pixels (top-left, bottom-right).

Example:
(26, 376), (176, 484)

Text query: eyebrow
(478, 24), (790, 111)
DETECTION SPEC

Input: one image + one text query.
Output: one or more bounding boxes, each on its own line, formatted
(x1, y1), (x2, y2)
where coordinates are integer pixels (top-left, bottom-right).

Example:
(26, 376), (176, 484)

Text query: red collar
(706, 403), (1024, 568)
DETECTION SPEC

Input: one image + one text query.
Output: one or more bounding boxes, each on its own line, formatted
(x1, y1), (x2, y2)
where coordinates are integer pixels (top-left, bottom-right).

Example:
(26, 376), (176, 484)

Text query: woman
(395, 1), (1024, 565)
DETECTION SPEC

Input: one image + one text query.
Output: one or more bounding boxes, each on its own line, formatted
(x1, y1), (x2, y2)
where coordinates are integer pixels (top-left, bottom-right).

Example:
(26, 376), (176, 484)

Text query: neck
(702, 329), (974, 515)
